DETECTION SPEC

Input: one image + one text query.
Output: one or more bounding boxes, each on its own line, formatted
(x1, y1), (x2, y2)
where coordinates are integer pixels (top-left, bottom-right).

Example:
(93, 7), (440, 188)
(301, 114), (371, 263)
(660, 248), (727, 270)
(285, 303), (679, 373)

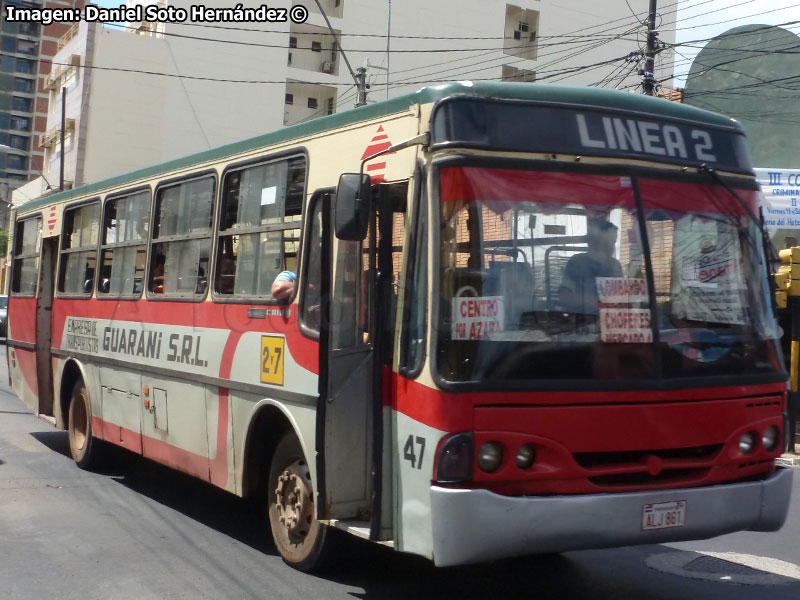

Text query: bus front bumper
(429, 467), (793, 567)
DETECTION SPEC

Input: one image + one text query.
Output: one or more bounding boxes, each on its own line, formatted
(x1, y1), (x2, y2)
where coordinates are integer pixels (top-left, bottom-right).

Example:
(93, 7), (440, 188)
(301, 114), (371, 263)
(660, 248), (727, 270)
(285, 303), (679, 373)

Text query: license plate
(642, 500), (686, 530)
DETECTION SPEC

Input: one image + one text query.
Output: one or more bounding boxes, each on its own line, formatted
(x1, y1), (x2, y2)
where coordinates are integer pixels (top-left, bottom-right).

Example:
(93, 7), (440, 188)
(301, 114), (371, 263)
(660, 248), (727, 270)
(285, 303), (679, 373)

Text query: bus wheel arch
(59, 359), (87, 431)
(242, 402), (330, 571)
(242, 403), (295, 500)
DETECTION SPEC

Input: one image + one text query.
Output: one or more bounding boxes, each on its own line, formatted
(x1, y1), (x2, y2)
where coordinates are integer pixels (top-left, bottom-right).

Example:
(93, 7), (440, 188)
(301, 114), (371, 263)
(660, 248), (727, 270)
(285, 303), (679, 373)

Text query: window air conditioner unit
(38, 132), (53, 148)
(320, 61), (335, 74)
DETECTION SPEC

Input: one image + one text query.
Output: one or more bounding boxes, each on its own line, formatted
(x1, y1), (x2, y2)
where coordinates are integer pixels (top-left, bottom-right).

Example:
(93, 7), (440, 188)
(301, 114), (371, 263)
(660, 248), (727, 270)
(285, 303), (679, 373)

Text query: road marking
(646, 551), (800, 585)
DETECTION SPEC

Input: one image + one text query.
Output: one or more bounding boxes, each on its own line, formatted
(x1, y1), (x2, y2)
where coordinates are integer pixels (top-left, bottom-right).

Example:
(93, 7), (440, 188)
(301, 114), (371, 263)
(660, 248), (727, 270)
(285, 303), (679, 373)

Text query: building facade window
(14, 77), (33, 93)
(16, 39), (36, 55)
(12, 96), (31, 111)
(311, 41), (322, 52)
(285, 93), (294, 105)
(308, 97), (318, 109)
(15, 58), (34, 74)
(8, 134), (29, 151)
(18, 22), (39, 36)
(10, 116), (30, 131)
(6, 153), (27, 170)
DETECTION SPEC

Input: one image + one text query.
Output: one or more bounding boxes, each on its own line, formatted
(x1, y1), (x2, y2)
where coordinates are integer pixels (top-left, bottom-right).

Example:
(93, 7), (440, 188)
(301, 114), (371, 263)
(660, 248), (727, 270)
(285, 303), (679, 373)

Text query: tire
(267, 433), (329, 571)
(67, 380), (103, 469)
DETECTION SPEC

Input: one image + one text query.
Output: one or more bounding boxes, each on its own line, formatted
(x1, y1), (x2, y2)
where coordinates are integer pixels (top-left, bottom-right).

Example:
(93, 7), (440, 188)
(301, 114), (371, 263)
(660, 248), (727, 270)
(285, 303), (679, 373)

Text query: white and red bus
(7, 82), (792, 570)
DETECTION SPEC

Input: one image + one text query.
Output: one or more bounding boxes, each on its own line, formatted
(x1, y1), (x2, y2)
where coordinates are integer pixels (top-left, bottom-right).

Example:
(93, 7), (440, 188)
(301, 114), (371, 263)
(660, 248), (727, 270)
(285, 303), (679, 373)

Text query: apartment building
(0, 0), (83, 219)
(13, 0), (676, 202)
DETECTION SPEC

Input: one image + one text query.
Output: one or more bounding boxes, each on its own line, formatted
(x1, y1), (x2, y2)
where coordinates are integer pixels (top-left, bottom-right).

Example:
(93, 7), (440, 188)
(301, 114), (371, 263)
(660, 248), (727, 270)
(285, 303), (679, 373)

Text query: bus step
(38, 414), (56, 426)
(327, 520), (394, 547)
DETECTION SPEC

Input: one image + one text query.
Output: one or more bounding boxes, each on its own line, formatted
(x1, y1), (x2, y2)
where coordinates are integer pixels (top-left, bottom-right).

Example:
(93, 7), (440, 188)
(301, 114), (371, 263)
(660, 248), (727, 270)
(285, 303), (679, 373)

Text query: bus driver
(558, 216), (623, 314)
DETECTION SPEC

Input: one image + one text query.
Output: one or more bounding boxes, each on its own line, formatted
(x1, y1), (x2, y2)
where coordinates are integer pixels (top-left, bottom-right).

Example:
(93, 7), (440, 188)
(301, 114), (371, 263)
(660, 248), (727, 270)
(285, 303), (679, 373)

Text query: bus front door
(317, 194), (376, 523)
(35, 236), (57, 417)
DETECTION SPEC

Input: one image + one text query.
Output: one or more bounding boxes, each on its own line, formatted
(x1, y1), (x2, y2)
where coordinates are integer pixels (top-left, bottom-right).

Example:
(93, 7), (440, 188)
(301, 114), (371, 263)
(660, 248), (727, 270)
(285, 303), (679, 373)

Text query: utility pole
(642, 0), (658, 95)
(313, 0), (369, 108)
(355, 67), (368, 107)
(59, 87), (66, 190)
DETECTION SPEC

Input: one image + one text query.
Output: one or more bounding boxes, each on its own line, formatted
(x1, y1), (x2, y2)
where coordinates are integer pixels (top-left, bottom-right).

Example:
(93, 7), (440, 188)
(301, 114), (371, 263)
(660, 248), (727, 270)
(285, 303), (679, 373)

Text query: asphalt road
(1, 350), (799, 600)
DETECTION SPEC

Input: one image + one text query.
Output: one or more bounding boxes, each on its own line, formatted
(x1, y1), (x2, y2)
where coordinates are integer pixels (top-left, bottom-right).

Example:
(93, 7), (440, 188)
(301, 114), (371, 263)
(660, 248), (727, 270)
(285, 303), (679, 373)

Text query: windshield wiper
(698, 164), (778, 265)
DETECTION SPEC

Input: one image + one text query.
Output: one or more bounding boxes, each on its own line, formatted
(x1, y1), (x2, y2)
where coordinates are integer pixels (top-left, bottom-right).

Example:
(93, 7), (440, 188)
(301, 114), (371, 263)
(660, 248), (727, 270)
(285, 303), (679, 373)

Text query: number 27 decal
(403, 435), (426, 470)
(260, 335), (285, 385)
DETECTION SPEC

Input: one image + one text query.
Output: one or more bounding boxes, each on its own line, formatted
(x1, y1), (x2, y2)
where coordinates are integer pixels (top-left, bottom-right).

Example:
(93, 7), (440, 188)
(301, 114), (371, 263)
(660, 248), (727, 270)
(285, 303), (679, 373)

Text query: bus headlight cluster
(477, 441), (503, 473)
(516, 444), (536, 469)
(739, 432), (756, 454)
(762, 426), (780, 452)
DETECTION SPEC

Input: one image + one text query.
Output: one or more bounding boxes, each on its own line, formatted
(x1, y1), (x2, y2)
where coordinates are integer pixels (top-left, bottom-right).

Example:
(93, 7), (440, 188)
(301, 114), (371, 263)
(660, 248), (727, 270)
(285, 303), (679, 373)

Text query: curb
(776, 454), (800, 467)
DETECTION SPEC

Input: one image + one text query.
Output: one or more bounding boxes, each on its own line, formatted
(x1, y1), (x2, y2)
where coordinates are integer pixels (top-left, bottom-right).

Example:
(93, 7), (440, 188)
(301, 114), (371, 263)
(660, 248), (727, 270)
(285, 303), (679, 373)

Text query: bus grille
(573, 444), (723, 469)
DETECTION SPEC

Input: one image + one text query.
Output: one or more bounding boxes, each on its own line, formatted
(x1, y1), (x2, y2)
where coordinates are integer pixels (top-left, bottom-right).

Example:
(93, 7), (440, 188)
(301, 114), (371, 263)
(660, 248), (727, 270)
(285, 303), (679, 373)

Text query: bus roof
(18, 82), (739, 214)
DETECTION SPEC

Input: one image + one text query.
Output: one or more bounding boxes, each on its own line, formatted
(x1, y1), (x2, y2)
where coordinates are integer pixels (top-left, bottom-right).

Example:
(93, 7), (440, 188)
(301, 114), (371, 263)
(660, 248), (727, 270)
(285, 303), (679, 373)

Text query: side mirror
(335, 173), (371, 240)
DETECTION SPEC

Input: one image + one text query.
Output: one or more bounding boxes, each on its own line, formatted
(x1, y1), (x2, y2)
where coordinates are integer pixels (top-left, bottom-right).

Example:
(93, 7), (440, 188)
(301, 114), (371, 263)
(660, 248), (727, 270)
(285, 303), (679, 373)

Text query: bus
(6, 82), (792, 570)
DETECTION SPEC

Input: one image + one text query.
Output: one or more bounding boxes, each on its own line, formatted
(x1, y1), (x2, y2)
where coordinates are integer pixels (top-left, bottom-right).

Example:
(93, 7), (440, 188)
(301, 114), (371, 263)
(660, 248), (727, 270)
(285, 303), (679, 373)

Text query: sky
(673, 0), (799, 87)
(88, 0), (798, 89)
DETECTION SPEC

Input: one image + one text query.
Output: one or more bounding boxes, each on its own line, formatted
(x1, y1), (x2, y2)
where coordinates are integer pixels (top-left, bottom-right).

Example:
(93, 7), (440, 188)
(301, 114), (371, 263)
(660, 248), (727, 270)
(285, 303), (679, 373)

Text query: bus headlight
(516, 444), (536, 469)
(436, 433), (473, 482)
(477, 441), (503, 473)
(762, 426), (780, 451)
(739, 432), (756, 454)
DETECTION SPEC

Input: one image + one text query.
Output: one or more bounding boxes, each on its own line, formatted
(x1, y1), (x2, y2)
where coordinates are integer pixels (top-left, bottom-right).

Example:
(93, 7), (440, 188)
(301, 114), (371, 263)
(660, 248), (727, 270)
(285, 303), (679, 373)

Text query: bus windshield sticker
(671, 215), (747, 325)
(451, 296), (504, 340)
(596, 277), (648, 303)
(599, 307), (653, 344)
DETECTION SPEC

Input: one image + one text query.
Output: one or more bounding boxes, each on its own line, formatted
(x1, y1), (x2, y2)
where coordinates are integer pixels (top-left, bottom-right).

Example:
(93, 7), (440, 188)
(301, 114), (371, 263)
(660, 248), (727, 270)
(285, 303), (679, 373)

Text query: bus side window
(98, 190), (149, 298)
(400, 189), (426, 374)
(58, 201), (100, 297)
(300, 197), (323, 332)
(149, 176), (215, 298)
(11, 216), (42, 296)
(214, 155), (306, 300)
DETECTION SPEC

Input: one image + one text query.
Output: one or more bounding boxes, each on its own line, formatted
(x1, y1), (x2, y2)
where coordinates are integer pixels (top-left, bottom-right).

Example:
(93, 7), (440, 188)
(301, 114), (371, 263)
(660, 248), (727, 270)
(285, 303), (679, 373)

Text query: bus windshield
(436, 166), (782, 384)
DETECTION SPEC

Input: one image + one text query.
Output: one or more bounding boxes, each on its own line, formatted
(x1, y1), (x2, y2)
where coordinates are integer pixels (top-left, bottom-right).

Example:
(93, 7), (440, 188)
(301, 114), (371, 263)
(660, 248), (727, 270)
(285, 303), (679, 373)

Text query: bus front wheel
(67, 380), (102, 469)
(267, 433), (329, 571)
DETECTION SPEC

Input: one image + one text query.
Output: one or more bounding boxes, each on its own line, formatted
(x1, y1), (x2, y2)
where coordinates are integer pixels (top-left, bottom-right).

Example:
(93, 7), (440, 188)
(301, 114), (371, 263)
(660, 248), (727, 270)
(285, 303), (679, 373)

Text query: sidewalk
(777, 444), (800, 466)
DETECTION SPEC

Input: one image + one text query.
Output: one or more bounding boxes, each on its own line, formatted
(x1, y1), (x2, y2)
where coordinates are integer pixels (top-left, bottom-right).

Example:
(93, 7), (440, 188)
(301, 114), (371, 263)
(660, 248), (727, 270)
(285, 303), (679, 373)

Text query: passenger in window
(558, 217), (622, 314)
(218, 257), (236, 294)
(271, 270), (296, 302)
(151, 254), (166, 294)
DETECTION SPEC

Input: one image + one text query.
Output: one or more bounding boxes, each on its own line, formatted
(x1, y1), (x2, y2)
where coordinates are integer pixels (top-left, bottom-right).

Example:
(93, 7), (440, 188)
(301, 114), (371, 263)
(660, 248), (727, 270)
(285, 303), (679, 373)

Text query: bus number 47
(403, 435), (426, 470)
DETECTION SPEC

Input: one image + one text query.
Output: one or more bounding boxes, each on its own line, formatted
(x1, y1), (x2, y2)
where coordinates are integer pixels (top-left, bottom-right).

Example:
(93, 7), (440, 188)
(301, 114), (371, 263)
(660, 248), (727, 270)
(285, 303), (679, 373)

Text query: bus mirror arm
(335, 133), (429, 241)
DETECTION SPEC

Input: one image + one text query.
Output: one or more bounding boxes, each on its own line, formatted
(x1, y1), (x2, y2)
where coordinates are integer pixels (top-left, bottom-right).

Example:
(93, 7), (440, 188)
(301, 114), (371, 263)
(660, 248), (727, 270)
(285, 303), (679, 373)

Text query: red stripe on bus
(93, 416), (210, 481)
(388, 371), (787, 433)
(209, 388), (230, 488)
(209, 331), (243, 488)
(366, 162), (387, 171)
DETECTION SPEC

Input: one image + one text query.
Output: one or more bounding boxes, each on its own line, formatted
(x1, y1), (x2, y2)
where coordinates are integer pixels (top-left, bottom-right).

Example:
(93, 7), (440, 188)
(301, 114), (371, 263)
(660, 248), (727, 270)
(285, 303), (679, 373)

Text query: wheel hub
(274, 462), (313, 540)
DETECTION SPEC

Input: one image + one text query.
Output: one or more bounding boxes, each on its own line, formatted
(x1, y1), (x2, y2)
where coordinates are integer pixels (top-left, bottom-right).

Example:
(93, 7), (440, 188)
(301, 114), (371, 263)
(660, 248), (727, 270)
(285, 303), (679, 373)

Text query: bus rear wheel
(68, 380), (102, 469)
(267, 433), (329, 571)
